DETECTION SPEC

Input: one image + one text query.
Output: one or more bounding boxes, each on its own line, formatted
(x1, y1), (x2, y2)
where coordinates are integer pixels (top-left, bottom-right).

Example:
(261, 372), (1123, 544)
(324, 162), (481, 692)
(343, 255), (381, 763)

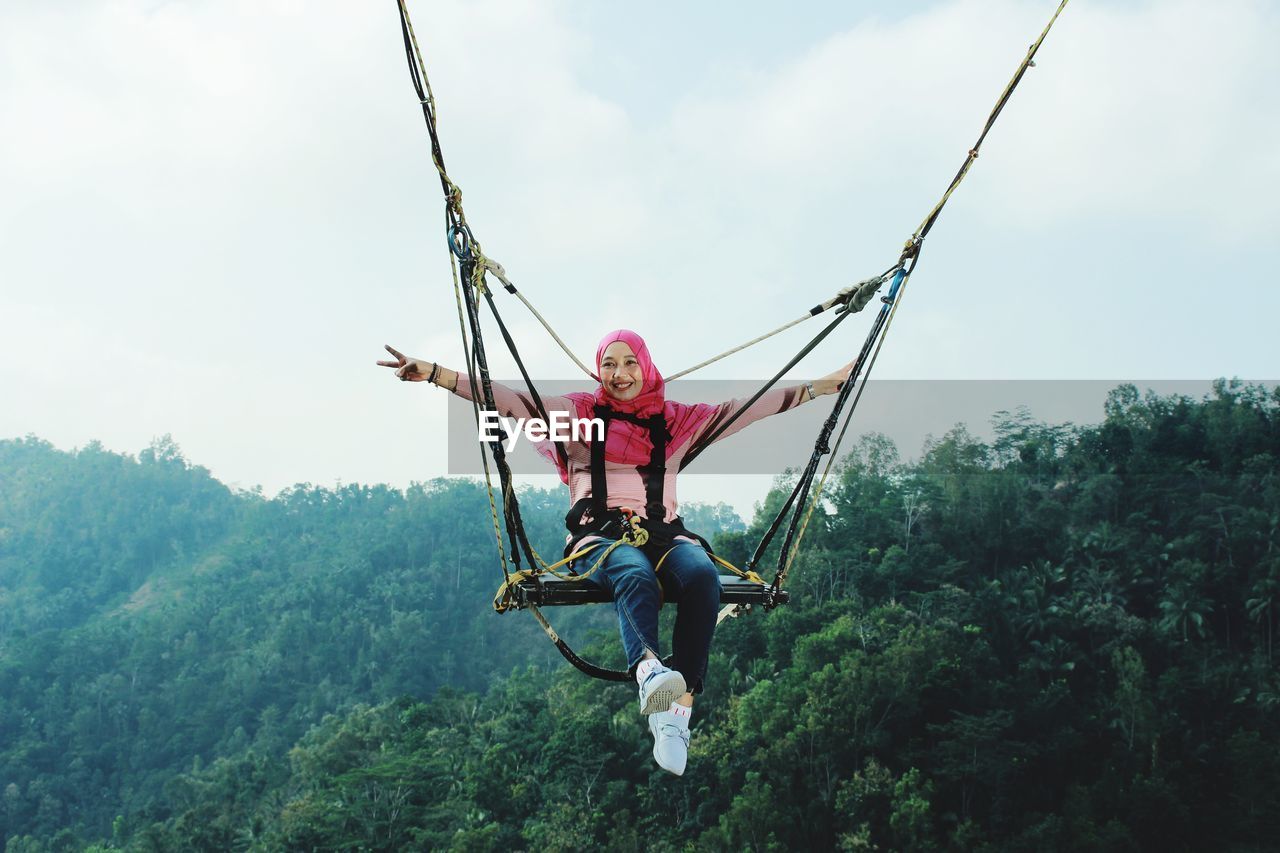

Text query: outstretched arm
(377, 344), (574, 421)
(684, 361), (854, 454)
(377, 345), (459, 390)
(809, 361), (854, 400)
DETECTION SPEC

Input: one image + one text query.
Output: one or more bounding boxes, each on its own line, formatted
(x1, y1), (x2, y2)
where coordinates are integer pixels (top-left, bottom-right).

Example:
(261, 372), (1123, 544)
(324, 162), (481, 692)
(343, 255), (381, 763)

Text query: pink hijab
(539, 330), (716, 483)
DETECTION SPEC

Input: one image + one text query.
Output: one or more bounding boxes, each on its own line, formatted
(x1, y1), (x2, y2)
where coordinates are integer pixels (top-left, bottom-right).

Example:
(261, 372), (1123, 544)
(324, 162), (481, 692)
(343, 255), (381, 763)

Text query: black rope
(396, 1), (540, 577)
(744, 268), (899, 580)
(550, 636), (633, 682)
(396, 4), (455, 217)
(545, 631), (677, 682)
(480, 287), (569, 473)
(769, 282), (897, 578)
(914, 4), (1063, 244)
(458, 258), (540, 571)
(678, 310), (852, 471)
(678, 257), (902, 473)
(767, 255), (921, 595)
(748, 2), (1069, 591)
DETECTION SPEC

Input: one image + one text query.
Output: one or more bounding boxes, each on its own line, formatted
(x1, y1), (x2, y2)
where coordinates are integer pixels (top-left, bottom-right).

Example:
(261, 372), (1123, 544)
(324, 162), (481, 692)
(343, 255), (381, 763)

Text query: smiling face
(600, 341), (644, 402)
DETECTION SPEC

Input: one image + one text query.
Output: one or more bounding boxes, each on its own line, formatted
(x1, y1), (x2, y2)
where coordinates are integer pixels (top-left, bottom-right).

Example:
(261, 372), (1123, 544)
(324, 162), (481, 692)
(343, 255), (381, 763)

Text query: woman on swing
(379, 330), (849, 776)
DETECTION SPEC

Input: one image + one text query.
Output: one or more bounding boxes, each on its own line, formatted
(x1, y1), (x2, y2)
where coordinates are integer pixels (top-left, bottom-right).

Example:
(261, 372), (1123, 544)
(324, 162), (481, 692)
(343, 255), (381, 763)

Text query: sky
(2, 0), (1277, 520)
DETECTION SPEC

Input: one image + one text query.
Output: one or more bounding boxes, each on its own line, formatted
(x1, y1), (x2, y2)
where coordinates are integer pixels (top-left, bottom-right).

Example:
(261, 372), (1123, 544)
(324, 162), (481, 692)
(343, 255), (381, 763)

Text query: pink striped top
(453, 374), (808, 525)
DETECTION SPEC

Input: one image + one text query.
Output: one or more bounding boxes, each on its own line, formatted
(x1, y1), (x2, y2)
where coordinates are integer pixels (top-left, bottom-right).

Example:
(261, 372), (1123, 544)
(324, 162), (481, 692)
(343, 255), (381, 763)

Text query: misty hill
(2, 381), (1279, 850)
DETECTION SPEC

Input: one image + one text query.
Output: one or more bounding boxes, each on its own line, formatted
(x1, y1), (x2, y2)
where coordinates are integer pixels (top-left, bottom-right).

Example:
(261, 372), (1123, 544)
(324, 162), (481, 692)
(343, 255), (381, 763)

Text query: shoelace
(655, 723), (689, 745)
(641, 669), (672, 691)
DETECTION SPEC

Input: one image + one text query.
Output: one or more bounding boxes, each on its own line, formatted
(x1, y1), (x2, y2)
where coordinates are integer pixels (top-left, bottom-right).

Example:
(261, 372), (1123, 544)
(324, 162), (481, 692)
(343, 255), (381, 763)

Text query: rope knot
(899, 238), (922, 265)
(836, 275), (886, 315)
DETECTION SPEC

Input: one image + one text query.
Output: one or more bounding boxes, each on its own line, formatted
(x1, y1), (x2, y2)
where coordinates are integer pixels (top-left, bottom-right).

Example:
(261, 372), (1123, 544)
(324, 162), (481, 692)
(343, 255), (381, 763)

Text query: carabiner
(447, 224), (474, 261)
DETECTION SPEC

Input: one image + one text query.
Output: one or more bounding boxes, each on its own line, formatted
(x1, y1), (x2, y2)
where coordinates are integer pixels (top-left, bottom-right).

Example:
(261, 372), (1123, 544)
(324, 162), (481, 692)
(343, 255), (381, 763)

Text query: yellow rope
(648, 540), (765, 584)
(710, 553), (767, 585)
(400, 14), (516, 584)
(909, 0), (1070, 244)
(443, 211), (511, 585)
(399, 1), (510, 586)
(494, 538), (769, 613)
(398, 0), (433, 112)
(398, 0), (463, 217)
(492, 530), (649, 613)
(910, 155), (976, 245)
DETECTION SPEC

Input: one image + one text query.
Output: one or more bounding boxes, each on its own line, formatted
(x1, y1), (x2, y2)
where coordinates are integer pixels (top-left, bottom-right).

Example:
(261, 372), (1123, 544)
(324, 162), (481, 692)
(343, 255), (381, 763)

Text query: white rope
(480, 259), (888, 385)
(666, 274), (888, 381)
(665, 313), (816, 381)
(481, 258), (598, 380)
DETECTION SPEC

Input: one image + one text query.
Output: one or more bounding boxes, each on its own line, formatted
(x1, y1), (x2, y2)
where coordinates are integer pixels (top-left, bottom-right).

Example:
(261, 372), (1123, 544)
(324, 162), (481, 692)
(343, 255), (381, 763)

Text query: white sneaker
(649, 711), (690, 776)
(637, 666), (687, 715)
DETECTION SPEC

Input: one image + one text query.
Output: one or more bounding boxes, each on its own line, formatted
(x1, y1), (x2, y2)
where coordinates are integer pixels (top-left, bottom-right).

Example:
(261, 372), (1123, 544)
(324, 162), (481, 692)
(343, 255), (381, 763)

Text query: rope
(677, 266), (901, 473)
(745, 268), (904, 587)
(755, 0), (1071, 595)
(479, 286), (570, 473)
(710, 553), (766, 585)
(397, 0), (461, 218)
(447, 221), (510, 585)
(397, 0), (551, 582)
(394, 0), (787, 682)
(483, 241), (887, 386)
(776, 259), (917, 590)
(665, 315), (813, 381)
(492, 534), (641, 613)
(480, 257), (598, 380)
(909, 0), (1070, 246)
(526, 604), (637, 682)
(665, 274), (890, 381)
(677, 308), (857, 472)
(459, 256), (539, 572)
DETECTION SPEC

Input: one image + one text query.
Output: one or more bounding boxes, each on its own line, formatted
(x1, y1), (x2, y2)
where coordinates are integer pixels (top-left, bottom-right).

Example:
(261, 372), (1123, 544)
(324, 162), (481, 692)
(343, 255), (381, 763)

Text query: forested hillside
(2, 381), (1279, 851)
(0, 435), (615, 847)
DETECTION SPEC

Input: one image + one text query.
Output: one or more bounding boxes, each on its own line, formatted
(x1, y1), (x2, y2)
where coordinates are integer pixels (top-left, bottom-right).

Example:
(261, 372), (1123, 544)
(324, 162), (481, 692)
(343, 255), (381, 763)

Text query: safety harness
(563, 406), (714, 563)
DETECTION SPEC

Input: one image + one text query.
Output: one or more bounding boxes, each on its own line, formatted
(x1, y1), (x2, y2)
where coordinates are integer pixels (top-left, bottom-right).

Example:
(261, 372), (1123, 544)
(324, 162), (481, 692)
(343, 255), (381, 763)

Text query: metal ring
(447, 225), (473, 260)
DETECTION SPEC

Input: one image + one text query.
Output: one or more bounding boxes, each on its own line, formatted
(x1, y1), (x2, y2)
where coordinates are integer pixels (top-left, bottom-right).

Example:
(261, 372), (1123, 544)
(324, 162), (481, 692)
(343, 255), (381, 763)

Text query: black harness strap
(589, 406), (611, 522)
(589, 406), (669, 521)
(637, 411), (668, 522)
(564, 407), (684, 557)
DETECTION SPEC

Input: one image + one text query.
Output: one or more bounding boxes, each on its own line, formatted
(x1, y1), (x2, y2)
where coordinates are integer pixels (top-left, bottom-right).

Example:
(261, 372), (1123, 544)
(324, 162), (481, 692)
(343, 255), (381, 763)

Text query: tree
(1246, 568), (1279, 663)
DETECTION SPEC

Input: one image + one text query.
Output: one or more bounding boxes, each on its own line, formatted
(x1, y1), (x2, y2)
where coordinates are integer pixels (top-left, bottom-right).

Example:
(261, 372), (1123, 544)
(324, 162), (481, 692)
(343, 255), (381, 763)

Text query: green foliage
(3, 381), (1280, 850)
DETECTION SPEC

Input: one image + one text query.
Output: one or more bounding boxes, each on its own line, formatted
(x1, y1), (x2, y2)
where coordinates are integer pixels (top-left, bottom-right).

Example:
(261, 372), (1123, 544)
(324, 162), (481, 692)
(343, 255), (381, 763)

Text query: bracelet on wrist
(428, 362), (440, 384)
(805, 382), (817, 401)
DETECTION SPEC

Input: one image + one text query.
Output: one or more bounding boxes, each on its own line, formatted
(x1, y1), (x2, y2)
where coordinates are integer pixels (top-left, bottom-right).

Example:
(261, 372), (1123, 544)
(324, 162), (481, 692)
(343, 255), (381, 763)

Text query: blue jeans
(586, 541), (723, 694)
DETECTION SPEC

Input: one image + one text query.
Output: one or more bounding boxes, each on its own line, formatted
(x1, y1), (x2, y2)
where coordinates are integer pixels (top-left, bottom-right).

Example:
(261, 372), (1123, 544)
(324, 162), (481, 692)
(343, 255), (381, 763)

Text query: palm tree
(1158, 582), (1212, 642)
(1076, 561), (1128, 610)
(1015, 561), (1068, 641)
(1246, 572), (1280, 663)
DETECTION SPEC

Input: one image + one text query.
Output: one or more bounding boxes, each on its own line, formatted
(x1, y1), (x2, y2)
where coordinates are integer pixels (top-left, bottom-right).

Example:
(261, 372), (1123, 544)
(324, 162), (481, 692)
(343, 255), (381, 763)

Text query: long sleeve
(682, 384), (807, 460)
(450, 371), (577, 422)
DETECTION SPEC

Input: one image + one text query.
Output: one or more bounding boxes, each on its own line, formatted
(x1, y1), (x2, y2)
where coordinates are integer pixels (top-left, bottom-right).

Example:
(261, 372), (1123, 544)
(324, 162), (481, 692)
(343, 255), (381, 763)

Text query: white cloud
(657, 0), (1280, 242)
(1, 0), (1276, 514)
(974, 0), (1280, 241)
